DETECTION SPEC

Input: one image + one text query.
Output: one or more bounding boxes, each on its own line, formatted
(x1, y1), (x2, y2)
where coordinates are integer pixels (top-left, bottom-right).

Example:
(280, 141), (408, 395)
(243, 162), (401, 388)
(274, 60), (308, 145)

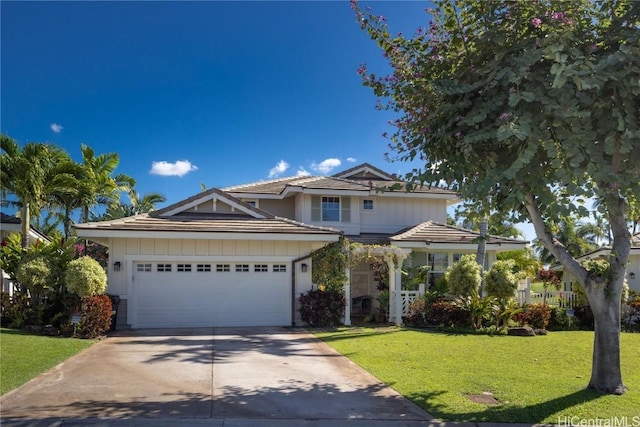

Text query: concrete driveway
(0, 327), (433, 426)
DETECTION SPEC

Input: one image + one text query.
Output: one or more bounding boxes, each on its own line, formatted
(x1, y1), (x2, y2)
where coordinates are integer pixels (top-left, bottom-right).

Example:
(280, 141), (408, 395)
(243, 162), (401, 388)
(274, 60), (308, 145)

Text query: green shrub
(548, 307), (579, 331)
(65, 256), (107, 297)
(298, 289), (346, 327)
(445, 254), (481, 297)
(455, 295), (497, 330)
(76, 295), (112, 338)
(15, 256), (53, 300)
(484, 260), (518, 301)
(573, 304), (594, 330)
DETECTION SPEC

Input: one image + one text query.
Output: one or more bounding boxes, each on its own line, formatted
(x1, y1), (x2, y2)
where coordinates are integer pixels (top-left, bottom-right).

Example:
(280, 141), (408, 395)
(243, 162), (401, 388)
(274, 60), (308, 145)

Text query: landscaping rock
(534, 328), (548, 335)
(507, 326), (535, 336)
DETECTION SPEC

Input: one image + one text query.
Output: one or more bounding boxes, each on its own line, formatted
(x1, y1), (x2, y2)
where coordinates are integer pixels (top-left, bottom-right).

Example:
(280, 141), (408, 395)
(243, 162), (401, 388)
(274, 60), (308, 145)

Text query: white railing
(515, 278), (580, 308)
(401, 283), (426, 316)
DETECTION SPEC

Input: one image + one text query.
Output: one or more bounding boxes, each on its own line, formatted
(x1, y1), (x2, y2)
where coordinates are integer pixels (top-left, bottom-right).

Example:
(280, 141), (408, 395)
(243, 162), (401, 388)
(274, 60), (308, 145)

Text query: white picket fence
(515, 278), (580, 308)
(400, 279), (580, 316)
(400, 284), (425, 316)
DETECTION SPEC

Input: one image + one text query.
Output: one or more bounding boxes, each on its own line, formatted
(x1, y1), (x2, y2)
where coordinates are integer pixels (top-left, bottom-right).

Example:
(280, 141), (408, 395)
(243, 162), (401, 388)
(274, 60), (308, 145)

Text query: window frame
(321, 196), (341, 222)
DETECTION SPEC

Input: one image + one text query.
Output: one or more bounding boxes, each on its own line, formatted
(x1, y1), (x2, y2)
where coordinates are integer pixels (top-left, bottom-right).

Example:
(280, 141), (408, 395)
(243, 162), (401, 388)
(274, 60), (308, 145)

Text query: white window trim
(321, 196), (341, 222)
(362, 199), (375, 213)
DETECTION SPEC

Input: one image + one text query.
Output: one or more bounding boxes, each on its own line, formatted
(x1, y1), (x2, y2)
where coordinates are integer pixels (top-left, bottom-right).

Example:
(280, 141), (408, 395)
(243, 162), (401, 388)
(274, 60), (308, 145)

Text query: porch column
(387, 259), (403, 326)
(394, 265), (402, 326)
(343, 266), (351, 326)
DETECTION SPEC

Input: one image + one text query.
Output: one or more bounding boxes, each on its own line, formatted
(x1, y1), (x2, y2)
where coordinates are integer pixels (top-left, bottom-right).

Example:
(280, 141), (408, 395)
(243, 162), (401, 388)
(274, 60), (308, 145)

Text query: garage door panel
(133, 262), (290, 328)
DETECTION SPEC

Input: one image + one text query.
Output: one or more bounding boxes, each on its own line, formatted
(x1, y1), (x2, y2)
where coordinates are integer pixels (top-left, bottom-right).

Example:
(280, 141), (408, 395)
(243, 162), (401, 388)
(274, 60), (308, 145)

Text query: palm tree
(77, 144), (135, 223)
(94, 189), (166, 221)
(535, 218), (600, 265)
(0, 135), (77, 250)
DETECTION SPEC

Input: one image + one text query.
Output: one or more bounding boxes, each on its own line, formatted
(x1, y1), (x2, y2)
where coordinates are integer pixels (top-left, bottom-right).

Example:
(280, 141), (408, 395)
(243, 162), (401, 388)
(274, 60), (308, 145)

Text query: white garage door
(132, 261), (291, 328)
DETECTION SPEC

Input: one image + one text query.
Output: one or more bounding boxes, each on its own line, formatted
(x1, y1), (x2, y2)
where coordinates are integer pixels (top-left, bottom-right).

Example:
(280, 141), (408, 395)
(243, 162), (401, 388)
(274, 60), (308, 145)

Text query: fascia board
(391, 242), (527, 251)
(76, 229), (341, 242)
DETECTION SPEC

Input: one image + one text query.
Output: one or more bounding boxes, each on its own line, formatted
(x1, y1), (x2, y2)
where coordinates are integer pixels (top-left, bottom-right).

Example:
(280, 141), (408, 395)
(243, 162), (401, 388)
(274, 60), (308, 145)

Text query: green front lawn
(316, 327), (640, 423)
(0, 328), (95, 395)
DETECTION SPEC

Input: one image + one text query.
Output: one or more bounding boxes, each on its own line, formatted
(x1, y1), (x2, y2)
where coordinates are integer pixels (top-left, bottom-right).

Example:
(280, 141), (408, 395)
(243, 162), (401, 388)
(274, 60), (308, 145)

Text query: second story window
(363, 199), (374, 211)
(311, 195), (350, 223)
(322, 197), (340, 221)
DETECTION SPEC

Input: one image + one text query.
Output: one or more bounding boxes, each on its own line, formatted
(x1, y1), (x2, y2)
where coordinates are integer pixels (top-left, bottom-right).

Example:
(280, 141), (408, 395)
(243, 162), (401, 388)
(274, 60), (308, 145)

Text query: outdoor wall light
(301, 263), (308, 273)
(113, 262), (121, 272)
(630, 272), (636, 280)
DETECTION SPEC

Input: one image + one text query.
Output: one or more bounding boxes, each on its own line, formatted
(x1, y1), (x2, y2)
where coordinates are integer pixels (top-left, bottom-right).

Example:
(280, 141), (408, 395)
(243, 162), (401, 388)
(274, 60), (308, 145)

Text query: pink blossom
(454, 132), (462, 139)
(499, 112), (512, 121)
(531, 17), (542, 28)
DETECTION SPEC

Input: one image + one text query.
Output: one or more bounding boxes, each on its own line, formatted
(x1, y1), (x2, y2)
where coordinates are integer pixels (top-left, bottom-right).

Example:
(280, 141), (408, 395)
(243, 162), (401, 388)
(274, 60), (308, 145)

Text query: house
(1, 212), (51, 296)
(74, 163), (527, 329)
(555, 233), (640, 294)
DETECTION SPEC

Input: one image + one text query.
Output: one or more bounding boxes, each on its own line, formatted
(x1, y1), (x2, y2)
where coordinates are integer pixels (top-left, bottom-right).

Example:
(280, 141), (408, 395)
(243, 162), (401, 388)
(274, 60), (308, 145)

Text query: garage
(132, 261), (291, 328)
(73, 188), (341, 329)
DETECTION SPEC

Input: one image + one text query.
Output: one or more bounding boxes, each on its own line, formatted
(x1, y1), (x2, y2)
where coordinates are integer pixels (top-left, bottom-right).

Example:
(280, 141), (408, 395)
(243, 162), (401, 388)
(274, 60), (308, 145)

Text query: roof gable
(332, 163), (396, 181)
(150, 188), (273, 219)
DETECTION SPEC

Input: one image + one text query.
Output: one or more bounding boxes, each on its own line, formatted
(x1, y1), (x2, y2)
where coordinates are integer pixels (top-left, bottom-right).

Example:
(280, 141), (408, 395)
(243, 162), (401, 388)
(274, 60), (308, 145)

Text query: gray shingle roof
(74, 213), (341, 235)
(224, 175), (458, 197)
(390, 221), (527, 245)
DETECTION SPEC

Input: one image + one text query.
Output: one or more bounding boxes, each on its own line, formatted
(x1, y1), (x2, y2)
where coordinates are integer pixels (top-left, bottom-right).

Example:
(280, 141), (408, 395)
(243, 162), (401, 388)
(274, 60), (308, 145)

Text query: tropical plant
(77, 144), (135, 224)
(0, 135), (77, 249)
(96, 189), (166, 220)
(311, 240), (348, 292)
(535, 219), (601, 265)
(298, 289), (346, 327)
(65, 256), (107, 297)
(484, 260), (518, 302)
(497, 248), (541, 279)
(537, 268), (562, 305)
(445, 254), (481, 297)
(355, 0), (639, 394)
(454, 294), (497, 330)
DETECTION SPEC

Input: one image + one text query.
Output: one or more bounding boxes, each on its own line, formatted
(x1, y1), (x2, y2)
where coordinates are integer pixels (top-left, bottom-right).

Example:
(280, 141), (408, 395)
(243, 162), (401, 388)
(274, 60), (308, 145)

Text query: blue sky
(1, 1), (534, 240)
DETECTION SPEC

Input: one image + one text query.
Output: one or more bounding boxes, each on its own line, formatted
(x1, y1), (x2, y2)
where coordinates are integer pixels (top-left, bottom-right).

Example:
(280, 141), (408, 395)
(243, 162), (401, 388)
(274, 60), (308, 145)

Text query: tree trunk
(525, 191), (629, 395)
(20, 203), (30, 251)
(476, 218), (488, 295)
(585, 280), (626, 394)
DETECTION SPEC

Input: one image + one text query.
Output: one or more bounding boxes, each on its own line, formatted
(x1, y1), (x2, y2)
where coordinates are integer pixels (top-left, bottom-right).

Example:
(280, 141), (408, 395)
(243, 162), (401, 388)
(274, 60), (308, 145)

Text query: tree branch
(524, 192), (588, 284)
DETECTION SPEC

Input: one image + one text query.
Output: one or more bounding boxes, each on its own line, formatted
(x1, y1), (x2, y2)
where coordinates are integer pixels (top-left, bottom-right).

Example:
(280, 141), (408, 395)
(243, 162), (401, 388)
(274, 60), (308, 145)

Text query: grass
(0, 328), (95, 395)
(316, 327), (640, 423)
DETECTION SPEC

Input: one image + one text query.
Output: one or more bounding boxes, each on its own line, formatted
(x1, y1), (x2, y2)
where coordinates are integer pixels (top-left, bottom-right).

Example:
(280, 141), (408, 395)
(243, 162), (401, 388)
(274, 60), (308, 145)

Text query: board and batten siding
(294, 194), (447, 235)
(359, 197), (448, 234)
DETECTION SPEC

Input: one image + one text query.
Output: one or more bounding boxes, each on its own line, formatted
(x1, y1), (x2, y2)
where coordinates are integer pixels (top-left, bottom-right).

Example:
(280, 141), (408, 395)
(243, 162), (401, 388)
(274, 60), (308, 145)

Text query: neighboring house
(1, 212), (51, 296)
(74, 163), (527, 329)
(555, 233), (640, 294)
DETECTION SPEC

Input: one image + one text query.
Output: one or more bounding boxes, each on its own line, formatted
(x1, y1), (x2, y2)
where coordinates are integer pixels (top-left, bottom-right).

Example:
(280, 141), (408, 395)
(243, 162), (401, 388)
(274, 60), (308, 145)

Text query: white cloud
(295, 168), (311, 177)
(50, 123), (63, 133)
(150, 160), (198, 177)
(269, 160), (289, 178)
(346, 157), (357, 163)
(310, 158), (341, 174)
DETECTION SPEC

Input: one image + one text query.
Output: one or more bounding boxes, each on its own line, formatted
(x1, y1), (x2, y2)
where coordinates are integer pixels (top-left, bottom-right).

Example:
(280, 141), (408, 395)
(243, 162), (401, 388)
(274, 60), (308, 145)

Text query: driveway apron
(0, 327), (432, 424)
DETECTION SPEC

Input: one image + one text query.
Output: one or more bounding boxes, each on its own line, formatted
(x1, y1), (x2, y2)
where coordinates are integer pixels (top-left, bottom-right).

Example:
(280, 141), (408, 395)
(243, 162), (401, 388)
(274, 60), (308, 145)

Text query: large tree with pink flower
(354, 0), (639, 394)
